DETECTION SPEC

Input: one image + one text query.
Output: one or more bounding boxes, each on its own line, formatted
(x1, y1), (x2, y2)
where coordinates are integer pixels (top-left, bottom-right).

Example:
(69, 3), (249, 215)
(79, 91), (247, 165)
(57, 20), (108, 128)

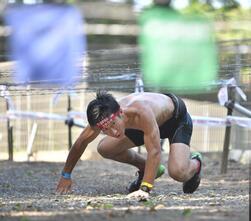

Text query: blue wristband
(61, 171), (71, 179)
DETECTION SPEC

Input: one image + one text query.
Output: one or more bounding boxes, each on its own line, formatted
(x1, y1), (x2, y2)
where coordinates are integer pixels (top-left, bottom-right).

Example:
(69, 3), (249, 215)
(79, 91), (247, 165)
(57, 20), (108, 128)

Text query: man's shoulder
(123, 102), (149, 119)
(126, 98), (148, 109)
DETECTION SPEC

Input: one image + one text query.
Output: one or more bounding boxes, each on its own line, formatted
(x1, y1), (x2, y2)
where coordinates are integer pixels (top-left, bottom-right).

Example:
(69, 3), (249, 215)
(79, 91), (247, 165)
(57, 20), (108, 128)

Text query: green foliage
(218, 0), (240, 10)
(181, 3), (251, 41)
(185, 0), (214, 16)
(214, 8), (251, 40)
(182, 1), (248, 18)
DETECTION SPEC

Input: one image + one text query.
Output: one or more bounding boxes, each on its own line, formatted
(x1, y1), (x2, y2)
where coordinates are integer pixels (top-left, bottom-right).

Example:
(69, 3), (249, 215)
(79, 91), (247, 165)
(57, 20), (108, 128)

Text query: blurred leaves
(182, 1), (251, 40)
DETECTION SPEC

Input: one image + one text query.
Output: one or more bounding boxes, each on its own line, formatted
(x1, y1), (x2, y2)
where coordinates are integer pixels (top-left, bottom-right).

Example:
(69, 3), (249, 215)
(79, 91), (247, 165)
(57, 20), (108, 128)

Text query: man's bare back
(119, 92), (175, 127)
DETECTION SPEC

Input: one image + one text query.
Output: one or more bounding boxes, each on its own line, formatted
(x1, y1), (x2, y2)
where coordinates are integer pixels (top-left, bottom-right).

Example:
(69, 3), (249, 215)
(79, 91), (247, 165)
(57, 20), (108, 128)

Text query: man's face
(96, 110), (125, 139)
(101, 116), (125, 139)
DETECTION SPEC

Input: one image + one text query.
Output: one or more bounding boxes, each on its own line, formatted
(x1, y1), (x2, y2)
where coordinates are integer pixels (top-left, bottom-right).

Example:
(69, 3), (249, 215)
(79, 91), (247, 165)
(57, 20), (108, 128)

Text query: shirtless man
(56, 91), (202, 200)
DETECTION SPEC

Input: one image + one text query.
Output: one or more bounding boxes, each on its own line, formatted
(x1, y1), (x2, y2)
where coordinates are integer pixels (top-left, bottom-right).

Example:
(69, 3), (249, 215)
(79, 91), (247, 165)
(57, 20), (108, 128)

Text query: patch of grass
(12, 203), (21, 211)
(102, 203), (114, 209)
(26, 171), (33, 176)
(86, 200), (114, 209)
(142, 200), (157, 211)
(182, 208), (192, 217)
(2, 183), (11, 188)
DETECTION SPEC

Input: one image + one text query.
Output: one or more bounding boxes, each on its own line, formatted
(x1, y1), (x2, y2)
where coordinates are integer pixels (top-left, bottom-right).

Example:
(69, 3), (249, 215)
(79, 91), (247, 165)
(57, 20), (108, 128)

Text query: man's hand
(56, 177), (72, 194)
(126, 189), (149, 201)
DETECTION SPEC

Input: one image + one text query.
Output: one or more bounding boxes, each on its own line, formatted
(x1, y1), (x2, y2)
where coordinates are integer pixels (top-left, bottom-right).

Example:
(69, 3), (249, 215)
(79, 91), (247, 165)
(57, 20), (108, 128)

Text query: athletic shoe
(183, 152), (202, 194)
(128, 164), (166, 193)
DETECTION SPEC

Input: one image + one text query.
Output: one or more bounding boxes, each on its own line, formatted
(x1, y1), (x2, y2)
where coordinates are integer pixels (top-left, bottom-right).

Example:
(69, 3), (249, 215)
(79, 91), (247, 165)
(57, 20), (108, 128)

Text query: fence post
(135, 76), (144, 154)
(67, 95), (72, 150)
(6, 100), (13, 161)
(221, 86), (234, 174)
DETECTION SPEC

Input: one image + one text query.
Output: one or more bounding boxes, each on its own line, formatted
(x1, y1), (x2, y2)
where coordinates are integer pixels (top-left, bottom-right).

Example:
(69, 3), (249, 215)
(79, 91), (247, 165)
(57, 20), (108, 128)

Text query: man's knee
(97, 140), (112, 159)
(168, 163), (188, 182)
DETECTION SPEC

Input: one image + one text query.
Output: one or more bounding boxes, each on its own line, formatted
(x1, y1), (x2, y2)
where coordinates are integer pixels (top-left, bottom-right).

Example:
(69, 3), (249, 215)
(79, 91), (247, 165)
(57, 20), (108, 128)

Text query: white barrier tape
(6, 110), (67, 121)
(217, 86), (228, 106)
(217, 78), (247, 106)
(0, 114), (9, 121)
(0, 110), (87, 123)
(226, 116), (251, 128)
(67, 111), (86, 120)
(135, 77), (144, 93)
(72, 119), (86, 128)
(0, 85), (15, 110)
(192, 116), (226, 127)
(0, 111), (250, 128)
(192, 115), (251, 128)
(52, 88), (78, 105)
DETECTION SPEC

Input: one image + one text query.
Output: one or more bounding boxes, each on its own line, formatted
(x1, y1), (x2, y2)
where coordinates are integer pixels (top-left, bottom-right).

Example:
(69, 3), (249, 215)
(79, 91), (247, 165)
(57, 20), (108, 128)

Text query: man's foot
(183, 152), (202, 194)
(128, 164), (165, 193)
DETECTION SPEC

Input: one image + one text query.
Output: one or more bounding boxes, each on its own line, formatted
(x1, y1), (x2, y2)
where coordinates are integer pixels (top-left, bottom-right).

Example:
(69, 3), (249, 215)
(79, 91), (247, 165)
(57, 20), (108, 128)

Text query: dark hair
(87, 91), (120, 126)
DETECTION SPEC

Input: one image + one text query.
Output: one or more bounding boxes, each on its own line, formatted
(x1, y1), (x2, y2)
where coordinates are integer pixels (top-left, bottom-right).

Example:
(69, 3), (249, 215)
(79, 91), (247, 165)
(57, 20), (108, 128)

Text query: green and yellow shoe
(156, 164), (166, 179)
(183, 152), (202, 194)
(127, 164), (166, 193)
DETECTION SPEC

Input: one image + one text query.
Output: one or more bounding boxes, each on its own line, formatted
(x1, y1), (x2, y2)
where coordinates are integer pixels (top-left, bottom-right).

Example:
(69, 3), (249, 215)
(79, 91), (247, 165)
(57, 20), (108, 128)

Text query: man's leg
(168, 143), (201, 183)
(97, 136), (145, 171)
(98, 136), (165, 192)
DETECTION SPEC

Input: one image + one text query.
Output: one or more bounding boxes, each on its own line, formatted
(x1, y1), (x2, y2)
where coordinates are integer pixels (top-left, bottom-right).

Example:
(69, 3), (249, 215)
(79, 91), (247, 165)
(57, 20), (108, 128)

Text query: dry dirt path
(0, 153), (249, 221)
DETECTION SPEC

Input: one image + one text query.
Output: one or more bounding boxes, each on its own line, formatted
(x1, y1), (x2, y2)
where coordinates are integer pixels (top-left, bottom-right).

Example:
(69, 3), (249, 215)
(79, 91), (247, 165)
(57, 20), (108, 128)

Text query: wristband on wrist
(140, 181), (153, 193)
(141, 181), (153, 189)
(61, 171), (71, 179)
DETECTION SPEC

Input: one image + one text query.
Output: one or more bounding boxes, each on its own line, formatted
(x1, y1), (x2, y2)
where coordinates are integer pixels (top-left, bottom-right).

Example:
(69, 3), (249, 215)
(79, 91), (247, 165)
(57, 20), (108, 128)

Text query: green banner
(139, 6), (218, 93)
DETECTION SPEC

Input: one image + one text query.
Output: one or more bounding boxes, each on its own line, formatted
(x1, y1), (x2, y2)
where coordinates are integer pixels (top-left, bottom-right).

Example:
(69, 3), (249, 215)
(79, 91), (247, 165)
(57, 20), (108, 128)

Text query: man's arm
(142, 109), (161, 187)
(125, 104), (161, 187)
(126, 106), (161, 200)
(63, 125), (100, 173)
(56, 125), (100, 194)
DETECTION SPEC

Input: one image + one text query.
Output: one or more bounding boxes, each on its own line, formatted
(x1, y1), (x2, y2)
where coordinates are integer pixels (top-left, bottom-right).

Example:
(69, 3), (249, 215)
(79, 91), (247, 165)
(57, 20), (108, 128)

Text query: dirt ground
(0, 153), (250, 221)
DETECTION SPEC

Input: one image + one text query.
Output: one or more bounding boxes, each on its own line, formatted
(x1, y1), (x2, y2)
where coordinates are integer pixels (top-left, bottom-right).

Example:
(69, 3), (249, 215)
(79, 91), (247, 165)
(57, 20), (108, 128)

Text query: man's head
(87, 91), (125, 138)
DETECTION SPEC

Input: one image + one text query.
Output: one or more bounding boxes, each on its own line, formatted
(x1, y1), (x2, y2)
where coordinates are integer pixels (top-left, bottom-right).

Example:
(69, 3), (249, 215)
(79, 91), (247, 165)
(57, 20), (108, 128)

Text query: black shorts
(125, 93), (193, 146)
